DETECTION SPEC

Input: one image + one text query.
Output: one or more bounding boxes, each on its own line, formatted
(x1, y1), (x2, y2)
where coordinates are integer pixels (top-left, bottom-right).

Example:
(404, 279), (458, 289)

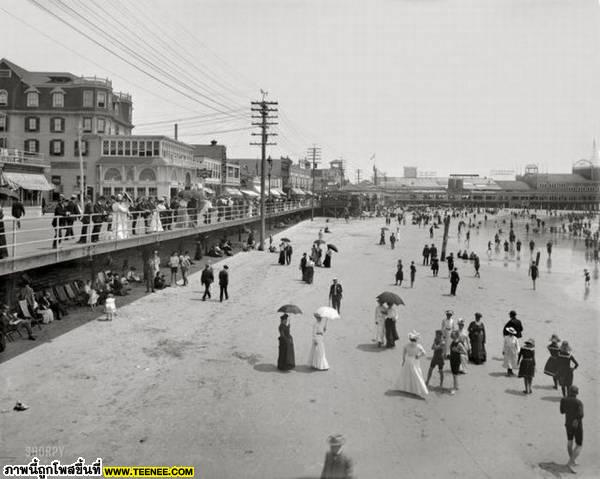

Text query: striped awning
(2, 172), (54, 191)
(290, 188), (306, 195)
(240, 189), (259, 197)
(269, 188), (282, 197)
(223, 187), (243, 197)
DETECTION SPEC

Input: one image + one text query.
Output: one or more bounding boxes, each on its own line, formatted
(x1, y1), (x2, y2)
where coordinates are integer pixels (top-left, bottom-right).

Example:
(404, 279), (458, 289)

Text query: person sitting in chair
(154, 272), (167, 290)
(0, 303), (36, 340)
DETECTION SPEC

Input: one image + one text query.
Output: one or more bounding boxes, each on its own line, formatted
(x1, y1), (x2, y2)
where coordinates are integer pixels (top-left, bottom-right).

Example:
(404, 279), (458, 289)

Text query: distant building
(403, 166), (417, 178)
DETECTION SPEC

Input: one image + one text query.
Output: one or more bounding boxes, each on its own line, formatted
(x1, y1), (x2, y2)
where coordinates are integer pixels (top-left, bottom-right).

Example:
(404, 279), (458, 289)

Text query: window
(102, 187), (112, 197)
(25, 139), (39, 153)
(26, 91), (38, 107)
(139, 168), (156, 182)
(25, 117), (39, 132)
(131, 141), (138, 156)
(102, 140), (109, 155)
(148, 187), (157, 197)
(125, 167), (135, 181)
(97, 91), (106, 108)
(83, 90), (93, 107)
(0, 90), (7, 106)
(109, 140), (116, 155)
(113, 187), (123, 195)
(74, 140), (88, 156)
(125, 187), (134, 198)
(124, 140), (131, 156)
(104, 168), (122, 182)
(115, 125), (120, 135)
(153, 141), (160, 156)
(50, 139), (64, 156)
(0, 114), (7, 132)
(50, 117), (64, 133)
(137, 187), (147, 198)
(52, 92), (64, 108)
(82, 117), (92, 132)
(97, 118), (105, 133)
(117, 140), (123, 155)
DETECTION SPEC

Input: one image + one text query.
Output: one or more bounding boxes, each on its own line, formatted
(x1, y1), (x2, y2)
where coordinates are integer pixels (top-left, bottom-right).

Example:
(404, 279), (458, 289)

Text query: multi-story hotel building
(0, 58), (133, 199)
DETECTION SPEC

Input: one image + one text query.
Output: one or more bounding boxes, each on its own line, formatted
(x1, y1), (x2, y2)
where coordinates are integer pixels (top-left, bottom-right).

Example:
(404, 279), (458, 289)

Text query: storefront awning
(223, 187), (242, 197)
(202, 186), (215, 195)
(269, 188), (282, 197)
(290, 188), (306, 195)
(240, 189), (259, 197)
(2, 172), (54, 191)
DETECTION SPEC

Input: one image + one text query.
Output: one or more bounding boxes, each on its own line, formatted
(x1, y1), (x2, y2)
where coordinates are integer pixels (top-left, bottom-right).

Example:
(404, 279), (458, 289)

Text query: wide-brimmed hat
(445, 310), (454, 316)
(560, 341), (572, 353)
(408, 330), (420, 341)
(524, 338), (535, 347)
(506, 327), (517, 335)
(328, 434), (345, 446)
(549, 334), (560, 343)
(457, 318), (465, 325)
(475, 312), (483, 319)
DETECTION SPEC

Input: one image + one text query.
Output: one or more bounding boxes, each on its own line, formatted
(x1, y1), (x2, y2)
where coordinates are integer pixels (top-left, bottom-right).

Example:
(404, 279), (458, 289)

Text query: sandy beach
(1, 213), (598, 479)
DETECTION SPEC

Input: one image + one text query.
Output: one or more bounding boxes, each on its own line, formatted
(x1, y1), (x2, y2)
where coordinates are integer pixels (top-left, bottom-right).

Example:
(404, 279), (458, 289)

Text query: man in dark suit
(11, 198), (25, 229)
(449, 267), (460, 296)
(52, 197), (67, 249)
(285, 242), (293, 265)
(64, 194), (80, 240)
(328, 278), (343, 313)
(201, 264), (214, 301)
(91, 197), (106, 243)
(77, 197), (92, 243)
(503, 310), (523, 338)
(218, 265), (229, 302)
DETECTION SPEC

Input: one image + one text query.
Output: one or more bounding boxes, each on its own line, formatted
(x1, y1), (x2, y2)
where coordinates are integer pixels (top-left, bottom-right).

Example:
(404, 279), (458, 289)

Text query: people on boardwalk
(328, 279), (343, 313)
(560, 385), (584, 473)
(467, 313), (486, 364)
(517, 338), (536, 394)
(277, 314), (295, 371)
(305, 258), (315, 284)
(300, 253), (307, 280)
(396, 331), (428, 398)
(168, 251), (180, 286)
(503, 327), (519, 376)
(422, 244), (430, 265)
(308, 315), (329, 370)
(556, 341), (579, 397)
(430, 257), (439, 277)
(111, 194), (130, 240)
(425, 329), (445, 389)
(320, 434), (353, 479)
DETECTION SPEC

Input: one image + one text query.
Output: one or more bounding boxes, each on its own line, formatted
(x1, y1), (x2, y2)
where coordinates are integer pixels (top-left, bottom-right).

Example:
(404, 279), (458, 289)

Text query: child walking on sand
(425, 329), (445, 388)
(518, 338), (536, 394)
(104, 293), (116, 321)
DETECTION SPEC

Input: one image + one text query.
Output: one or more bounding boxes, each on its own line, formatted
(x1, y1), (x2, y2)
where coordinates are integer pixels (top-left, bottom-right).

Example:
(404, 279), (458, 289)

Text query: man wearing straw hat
(320, 434), (353, 479)
(441, 310), (457, 358)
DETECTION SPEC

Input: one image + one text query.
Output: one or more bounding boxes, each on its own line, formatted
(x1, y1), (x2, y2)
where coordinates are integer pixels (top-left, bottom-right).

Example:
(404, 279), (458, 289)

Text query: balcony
(114, 91), (132, 102)
(72, 76), (112, 88)
(0, 149), (50, 169)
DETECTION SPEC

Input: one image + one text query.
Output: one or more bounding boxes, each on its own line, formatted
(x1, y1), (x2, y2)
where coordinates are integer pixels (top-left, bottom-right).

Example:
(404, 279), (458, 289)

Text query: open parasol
(376, 291), (405, 306)
(314, 239), (326, 245)
(281, 237), (291, 242)
(381, 226), (389, 231)
(314, 306), (340, 321)
(277, 304), (303, 315)
(327, 244), (338, 252)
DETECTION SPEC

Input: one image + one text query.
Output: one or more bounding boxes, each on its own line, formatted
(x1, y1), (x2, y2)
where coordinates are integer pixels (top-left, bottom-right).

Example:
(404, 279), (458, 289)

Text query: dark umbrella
(327, 244), (338, 252)
(277, 304), (303, 315)
(381, 227), (389, 231)
(376, 291), (405, 306)
(314, 239), (326, 245)
(281, 237), (291, 242)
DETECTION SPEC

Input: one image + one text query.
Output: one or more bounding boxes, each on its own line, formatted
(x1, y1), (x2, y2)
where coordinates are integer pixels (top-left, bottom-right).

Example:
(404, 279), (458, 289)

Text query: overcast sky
(2, 0), (599, 179)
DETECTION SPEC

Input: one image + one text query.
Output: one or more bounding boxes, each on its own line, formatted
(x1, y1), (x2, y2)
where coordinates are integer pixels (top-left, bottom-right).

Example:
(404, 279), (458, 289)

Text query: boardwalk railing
(0, 199), (312, 261)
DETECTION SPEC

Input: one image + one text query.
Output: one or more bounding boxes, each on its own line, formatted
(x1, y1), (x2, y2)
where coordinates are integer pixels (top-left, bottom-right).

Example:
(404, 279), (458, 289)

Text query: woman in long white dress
(149, 200), (165, 232)
(111, 195), (130, 240)
(308, 316), (329, 370)
(396, 331), (429, 397)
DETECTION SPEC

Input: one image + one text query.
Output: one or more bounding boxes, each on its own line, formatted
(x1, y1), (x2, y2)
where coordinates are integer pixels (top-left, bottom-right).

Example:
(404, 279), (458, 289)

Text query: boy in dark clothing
(560, 385), (584, 472)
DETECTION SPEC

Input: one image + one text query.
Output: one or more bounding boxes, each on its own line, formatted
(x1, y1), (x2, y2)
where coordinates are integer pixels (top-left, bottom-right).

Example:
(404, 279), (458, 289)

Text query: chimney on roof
(211, 140), (217, 146)
(174, 123), (178, 141)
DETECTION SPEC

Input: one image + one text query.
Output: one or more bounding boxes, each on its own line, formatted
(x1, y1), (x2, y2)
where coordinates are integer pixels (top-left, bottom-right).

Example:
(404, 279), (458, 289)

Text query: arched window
(139, 168), (156, 182)
(52, 91), (64, 108)
(125, 167), (135, 182)
(104, 168), (122, 182)
(26, 91), (39, 107)
(0, 90), (7, 106)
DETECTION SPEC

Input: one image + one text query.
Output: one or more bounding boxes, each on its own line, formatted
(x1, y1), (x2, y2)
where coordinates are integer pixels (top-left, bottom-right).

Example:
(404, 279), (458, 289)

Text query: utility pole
(356, 168), (361, 184)
(77, 120), (85, 212)
(307, 145), (321, 220)
(250, 93), (278, 251)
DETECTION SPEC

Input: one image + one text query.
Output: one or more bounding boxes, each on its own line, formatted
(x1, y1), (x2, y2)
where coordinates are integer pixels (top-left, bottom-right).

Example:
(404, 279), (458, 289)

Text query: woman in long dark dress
(278, 242), (286, 265)
(0, 207), (8, 259)
(277, 314), (295, 370)
(467, 312), (486, 364)
(543, 334), (561, 389)
(323, 248), (332, 268)
(395, 260), (403, 286)
(555, 341), (579, 397)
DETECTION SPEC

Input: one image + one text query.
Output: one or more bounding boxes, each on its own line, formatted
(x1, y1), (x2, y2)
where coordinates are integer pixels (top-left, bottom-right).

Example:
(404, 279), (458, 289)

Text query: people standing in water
(396, 331), (429, 398)
(395, 260), (404, 286)
(543, 334), (561, 390)
(467, 312), (486, 364)
(425, 329), (445, 389)
(277, 314), (295, 371)
(556, 341), (579, 397)
(517, 338), (536, 394)
(529, 260), (539, 290)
